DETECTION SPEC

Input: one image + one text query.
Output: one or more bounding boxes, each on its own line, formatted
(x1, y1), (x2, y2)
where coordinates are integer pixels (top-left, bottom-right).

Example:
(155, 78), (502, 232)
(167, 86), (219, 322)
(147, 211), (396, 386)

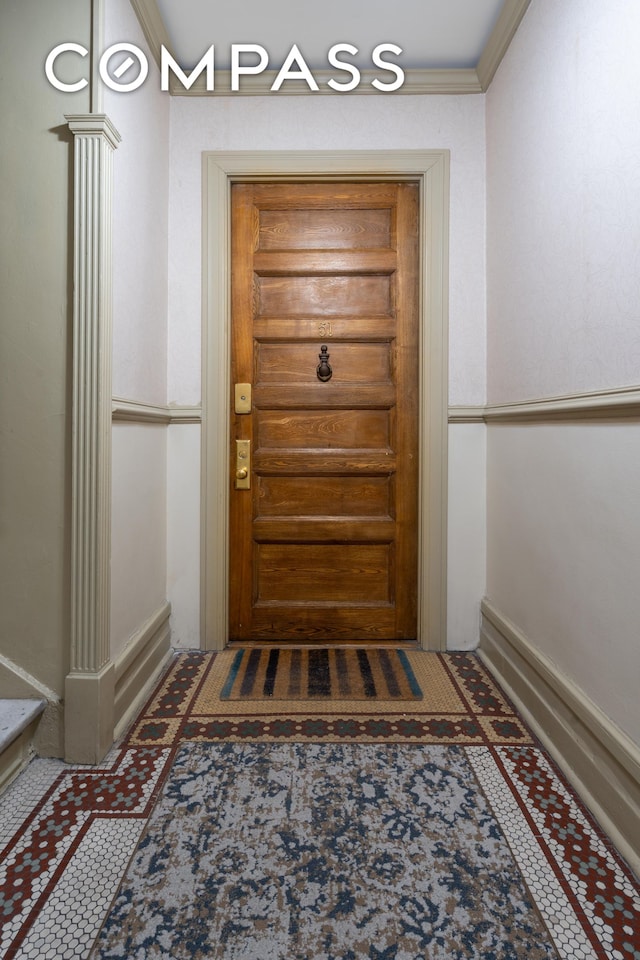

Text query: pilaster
(64, 114), (121, 763)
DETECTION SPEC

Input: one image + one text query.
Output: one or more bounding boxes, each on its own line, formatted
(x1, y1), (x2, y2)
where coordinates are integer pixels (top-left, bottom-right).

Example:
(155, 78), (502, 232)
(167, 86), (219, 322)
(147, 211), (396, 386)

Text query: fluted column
(64, 114), (121, 763)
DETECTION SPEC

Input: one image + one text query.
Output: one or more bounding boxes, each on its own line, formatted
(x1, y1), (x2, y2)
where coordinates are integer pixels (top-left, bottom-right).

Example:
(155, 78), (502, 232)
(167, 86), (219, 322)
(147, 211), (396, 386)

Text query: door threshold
(226, 639), (421, 650)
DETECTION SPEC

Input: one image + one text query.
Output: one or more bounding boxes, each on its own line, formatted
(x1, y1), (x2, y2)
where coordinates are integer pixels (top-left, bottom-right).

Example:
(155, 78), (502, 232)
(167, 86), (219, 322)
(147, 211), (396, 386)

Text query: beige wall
(486, 0), (640, 743)
(0, 0), (91, 748)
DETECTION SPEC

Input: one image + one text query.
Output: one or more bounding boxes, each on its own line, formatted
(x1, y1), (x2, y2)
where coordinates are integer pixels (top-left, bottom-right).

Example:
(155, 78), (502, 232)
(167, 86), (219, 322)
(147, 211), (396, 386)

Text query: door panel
(257, 275), (392, 317)
(230, 181), (419, 643)
(255, 477), (392, 518)
(256, 409), (391, 448)
(256, 342), (391, 382)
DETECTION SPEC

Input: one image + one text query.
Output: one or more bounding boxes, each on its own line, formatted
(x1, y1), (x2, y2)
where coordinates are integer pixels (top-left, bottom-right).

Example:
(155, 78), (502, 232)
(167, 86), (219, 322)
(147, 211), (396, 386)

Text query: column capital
(64, 113), (122, 149)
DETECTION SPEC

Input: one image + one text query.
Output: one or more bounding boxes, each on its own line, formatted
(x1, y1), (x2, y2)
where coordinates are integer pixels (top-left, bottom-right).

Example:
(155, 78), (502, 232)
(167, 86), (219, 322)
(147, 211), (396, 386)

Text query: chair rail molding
(112, 397), (202, 424)
(448, 406), (486, 424)
(65, 114), (121, 764)
(484, 385), (640, 422)
(447, 385), (640, 425)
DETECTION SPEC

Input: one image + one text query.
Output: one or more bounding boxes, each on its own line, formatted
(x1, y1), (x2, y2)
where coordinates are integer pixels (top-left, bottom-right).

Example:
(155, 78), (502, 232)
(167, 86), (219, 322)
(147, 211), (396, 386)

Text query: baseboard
(480, 598), (640, 878)
(113, 601), (173, 740)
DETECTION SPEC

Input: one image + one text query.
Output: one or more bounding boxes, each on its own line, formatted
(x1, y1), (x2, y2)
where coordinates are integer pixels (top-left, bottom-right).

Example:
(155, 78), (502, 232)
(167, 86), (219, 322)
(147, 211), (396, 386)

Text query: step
(0, 699), (46, 794)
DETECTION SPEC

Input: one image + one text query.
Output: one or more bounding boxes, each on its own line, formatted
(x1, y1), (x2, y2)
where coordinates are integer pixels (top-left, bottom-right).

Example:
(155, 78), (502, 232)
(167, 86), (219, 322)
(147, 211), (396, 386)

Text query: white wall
(487, 0), (640, 402)
(104, 0), (170, 661)
(167, 93), (488, 649)
(111, 425), (168, 657)
(486, 0), (640, 742)
(448, 425), (486, 650)
(168, 95), (486, 407)
(166, 424), (201, 649)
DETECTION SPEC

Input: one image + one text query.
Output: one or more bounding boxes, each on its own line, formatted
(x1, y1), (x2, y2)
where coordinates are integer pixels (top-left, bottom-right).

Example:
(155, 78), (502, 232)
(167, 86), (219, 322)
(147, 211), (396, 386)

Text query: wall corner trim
(479, 597), (640, 877)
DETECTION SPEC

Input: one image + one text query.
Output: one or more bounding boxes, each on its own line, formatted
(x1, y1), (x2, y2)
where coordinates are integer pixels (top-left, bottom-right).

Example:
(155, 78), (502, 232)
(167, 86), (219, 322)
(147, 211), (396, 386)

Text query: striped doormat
(220, 648), (422, 701)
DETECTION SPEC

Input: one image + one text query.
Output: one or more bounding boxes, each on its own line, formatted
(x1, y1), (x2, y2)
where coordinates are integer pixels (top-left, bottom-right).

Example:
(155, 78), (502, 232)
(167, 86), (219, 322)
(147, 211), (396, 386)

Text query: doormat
(89, 742), (558, 960)
(220, 647), (423, 701)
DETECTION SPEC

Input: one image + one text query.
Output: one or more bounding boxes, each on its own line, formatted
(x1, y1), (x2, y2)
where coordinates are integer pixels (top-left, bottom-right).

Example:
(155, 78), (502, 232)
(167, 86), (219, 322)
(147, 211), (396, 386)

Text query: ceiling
(156, 0), (504, 71)
(131, 0), (531, 94)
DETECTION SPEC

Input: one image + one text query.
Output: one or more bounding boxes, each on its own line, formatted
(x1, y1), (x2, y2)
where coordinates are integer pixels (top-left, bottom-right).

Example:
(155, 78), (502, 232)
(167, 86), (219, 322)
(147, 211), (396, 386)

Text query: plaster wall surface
(487, 0), (640, 404)
(487, 422), (640, 743)
(167, 94), (487, 407)
(165, 93), (488, 649)
(486, 0), (640, 742)
(104, 0), (170, 660)
(104, 0), (170, 407)
(110, 425), (168, 661)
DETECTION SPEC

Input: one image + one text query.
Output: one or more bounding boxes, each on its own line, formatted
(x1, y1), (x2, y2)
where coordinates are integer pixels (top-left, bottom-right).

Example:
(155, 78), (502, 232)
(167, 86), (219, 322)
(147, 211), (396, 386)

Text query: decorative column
(64, 114), (121, 763)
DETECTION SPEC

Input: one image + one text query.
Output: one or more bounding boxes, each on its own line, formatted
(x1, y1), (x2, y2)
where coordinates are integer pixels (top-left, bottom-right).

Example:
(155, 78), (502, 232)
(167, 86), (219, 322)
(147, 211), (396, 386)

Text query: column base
(64, 662), (115, 763)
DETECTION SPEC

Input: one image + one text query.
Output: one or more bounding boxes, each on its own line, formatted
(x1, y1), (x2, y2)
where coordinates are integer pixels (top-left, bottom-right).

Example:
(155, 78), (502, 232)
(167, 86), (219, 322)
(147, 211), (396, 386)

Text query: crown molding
(128, 0), (172, 65)
(129, 0), (529, 97)
(168, 67), (482, 97)
(476, 0), (532, 90)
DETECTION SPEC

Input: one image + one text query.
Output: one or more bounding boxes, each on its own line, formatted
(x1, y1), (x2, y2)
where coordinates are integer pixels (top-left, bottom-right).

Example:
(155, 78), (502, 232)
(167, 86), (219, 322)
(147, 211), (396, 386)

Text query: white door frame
(201, 150), (450, 651)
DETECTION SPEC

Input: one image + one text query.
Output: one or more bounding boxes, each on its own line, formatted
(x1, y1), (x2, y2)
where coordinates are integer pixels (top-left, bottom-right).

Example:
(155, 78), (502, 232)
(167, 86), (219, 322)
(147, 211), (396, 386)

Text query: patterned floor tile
(0, 747), (171, 958)
(0, 652), (638, 960)
(466, 746), (601, 960)
(0, 761), (65, 853)
(12, 819), (146, 960)
(499, 745), (640, 960)
(126, 651), (533, 748)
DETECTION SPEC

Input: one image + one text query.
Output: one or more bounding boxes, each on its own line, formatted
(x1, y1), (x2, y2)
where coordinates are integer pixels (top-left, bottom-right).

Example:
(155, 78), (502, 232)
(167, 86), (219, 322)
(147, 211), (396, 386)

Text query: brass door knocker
(316, 344), (332, 382)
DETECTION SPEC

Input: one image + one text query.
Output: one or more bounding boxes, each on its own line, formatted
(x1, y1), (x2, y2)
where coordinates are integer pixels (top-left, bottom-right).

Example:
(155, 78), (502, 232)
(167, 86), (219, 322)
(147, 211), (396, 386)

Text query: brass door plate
(235, 439), (251, 489)
(235, 383), (252, 414)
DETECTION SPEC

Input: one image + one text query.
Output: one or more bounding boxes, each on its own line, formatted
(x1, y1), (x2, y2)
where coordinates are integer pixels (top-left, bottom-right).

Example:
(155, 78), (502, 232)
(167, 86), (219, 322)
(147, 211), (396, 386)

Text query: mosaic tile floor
(1, 651), (638, 959)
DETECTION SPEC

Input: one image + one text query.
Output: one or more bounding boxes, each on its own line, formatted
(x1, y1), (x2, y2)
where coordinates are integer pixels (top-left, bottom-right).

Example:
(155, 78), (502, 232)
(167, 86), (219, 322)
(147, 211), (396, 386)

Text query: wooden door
(230, 181), (419, 643)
